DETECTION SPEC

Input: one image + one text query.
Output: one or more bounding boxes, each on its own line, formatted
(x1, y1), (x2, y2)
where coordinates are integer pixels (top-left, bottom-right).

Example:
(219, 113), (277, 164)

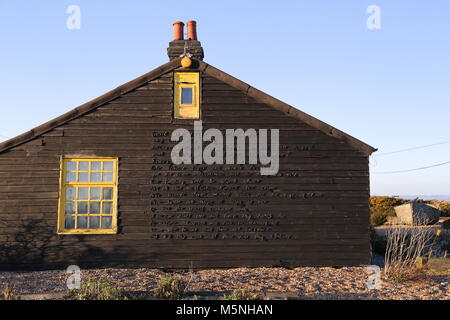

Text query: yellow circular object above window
(181, 57), (192, 68)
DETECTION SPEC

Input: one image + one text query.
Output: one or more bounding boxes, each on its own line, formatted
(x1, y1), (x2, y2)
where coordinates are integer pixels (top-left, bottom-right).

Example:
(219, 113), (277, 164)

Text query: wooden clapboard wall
(0, 68), (371, 270)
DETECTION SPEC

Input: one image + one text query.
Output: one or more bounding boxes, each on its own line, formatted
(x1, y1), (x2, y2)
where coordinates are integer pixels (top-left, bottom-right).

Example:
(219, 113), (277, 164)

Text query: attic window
(181, 87), (193, 104)
(57, 158), (118, 235)
(174, 72), (200, 119)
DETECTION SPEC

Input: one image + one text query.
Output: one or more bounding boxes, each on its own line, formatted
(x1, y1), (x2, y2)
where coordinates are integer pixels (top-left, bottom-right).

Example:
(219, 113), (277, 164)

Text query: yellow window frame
(174, 72), (200, 119)
(57, 158), (118, 235)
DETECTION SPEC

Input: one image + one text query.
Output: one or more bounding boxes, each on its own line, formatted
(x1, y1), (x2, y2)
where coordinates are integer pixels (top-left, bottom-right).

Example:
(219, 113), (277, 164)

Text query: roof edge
(0, 58), (182, 154)
(199, 61), (377, 156)
(0, 57), (376, 156)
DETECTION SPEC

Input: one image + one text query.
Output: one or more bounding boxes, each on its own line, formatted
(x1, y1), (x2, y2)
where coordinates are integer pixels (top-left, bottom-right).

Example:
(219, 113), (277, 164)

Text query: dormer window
(174, 72), (200, 119)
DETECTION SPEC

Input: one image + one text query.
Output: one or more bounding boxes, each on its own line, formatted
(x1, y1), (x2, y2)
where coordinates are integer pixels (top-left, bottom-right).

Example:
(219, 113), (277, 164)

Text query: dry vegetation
(384, 216), (439, 281)
(66, 276), (138, 300)
(1, 284), (17, 300)
(153, 276), (187, 300)
(1, 266), (449, 300)
(438, 202), (450, 217)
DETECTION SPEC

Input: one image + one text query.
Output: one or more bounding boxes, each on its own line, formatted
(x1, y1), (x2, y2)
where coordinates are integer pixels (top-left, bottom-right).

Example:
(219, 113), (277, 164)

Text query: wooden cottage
(0, 21), (376, 270)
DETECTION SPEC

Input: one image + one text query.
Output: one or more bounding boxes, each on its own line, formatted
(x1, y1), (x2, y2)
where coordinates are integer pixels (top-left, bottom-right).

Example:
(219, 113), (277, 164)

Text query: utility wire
(374, 140), (450, 157)
(373, 160), (450, 174)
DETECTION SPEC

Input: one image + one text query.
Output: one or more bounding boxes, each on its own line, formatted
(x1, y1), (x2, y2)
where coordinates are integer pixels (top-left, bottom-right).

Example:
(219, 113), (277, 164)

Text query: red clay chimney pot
(173, 21), (184, 40)
(187, 20), (197, 40)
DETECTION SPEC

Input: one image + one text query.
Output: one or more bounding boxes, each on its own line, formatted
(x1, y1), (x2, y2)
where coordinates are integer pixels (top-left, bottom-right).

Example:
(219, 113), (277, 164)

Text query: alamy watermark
(366, 5), (381, 30)
(171, 121), (279, 175)
(366, 265), (382, 290)
(66, 5), (81, 30)
(66, 265), (81, 290)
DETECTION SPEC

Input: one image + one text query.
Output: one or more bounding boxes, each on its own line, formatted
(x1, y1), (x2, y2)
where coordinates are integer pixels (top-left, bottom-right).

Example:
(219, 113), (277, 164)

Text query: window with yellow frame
(174, 72), (200, 119)
(57, 158), (118, 234)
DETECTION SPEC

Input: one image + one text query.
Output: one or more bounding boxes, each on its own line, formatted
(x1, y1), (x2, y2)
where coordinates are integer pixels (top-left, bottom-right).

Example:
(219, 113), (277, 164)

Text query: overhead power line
(374, 140), (450, 157)
(373, 160), (450, 174)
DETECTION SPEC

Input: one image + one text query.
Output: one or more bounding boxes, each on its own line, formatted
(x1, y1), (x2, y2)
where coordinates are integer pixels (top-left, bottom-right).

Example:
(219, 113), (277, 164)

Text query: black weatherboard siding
(0, 58), (375, 270)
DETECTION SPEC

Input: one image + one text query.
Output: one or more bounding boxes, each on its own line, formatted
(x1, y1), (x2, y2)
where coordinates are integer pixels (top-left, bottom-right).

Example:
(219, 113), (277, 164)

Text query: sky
(0, 1), (449, 196)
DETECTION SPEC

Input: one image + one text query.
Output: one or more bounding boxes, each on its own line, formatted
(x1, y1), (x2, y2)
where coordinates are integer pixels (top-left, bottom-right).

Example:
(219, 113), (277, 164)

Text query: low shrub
(153, 276), (187, 300)
(1, 284), (17, 300)
(384, 218), (436, 282)
(370, 210), (388, 226)
(370, 196), (409, 217)
(67, 277), (134, 300)
(222, 289), (259, 300)
(385, 264), (424, 282)
(425, 258), (450, 275)
(439, 203), (450, 217)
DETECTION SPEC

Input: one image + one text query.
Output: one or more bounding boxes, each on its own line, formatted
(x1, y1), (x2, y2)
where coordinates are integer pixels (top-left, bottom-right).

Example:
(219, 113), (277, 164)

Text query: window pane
(181, 87), (193, 104)
(66, 187), (76, 200)
(102, 216), (112, 229)
(78, 187), (89, 200)
(65, 202), (75, 215)
(90, 187), (101, 200)
(90, 202), (100, 214)
(78, 172), (89, 182)
(77, 216), (88, 229)
(103, 172), (113, 182)
(90, 172), (102, 182)
(91, 161), (101, 171)
(79, 161), (89, 171)
(61, 159), (117, 233)
(65, 216), (75, 229)
(67, 161), (77, 171)
(89, 216), (100, 229)
(66, 172), (76, 182)
(78, 202), (88, 214)
(103, 161), (114, 171)
(103, 188), (113, 200)
(102, 202), (113, 214)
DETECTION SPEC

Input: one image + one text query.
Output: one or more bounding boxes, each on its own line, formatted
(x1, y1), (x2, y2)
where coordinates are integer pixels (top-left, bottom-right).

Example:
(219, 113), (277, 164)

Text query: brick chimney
(167, 20), (204, 61)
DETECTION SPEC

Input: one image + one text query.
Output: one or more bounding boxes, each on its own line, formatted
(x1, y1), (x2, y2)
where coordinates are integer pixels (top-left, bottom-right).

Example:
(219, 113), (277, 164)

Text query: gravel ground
(1, 267), (449, 300)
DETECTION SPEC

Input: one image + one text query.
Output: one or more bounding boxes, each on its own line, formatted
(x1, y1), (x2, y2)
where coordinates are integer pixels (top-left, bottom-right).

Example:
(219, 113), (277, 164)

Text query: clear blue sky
(0, 1), (449, 196)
